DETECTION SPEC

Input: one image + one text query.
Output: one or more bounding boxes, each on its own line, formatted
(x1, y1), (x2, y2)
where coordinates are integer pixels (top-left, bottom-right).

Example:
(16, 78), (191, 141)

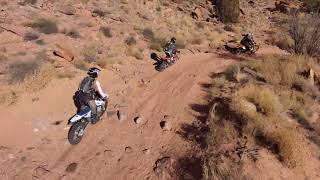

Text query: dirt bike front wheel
(68, 121), (87, 145)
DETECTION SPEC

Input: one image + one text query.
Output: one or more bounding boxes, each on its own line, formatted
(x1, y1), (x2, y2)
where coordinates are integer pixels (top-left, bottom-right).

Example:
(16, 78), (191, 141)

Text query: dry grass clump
(125, 36), (137, 46)
(56, 70), (76, 79)
(302, 0), (320, 12)
(0, 90), (18, 106)
(82, 44), (98, 63)
(18, 0), (37, 5)
(216, 0), (240, 23)
(64, 28), (81, 39)
(267, 32), (294, 51)
(74, 59), (89, 71)
(235, 85), (282, 116)
(100, 26), (112, 38)
(25, 19), (58, 34)
(142, 28), (155, 40)
(127, 47), (144, 60)
(8, 60), (41, 83)
(24, 31), (40, 41)
(230, 89), (304, 168)
(92, 8), (110, 17)
(24, 63), (55, 92)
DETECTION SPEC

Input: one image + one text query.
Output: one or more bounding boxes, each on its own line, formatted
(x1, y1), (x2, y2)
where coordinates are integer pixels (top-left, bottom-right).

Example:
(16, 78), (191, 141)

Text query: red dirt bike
(151, 51), (180, 72)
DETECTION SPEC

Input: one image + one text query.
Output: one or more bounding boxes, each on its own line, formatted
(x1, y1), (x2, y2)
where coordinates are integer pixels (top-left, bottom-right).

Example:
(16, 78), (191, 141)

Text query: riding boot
(91, 113), (98, 124)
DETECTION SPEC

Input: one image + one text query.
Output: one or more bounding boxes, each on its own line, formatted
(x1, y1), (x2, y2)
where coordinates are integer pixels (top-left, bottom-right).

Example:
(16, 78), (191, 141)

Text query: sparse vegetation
(302, 0), (320, 12)
(74, 59), (89, 71)
(65, 28), (81, 39)
(100, 26), (112, 38)
(0, 90), (18, 106)
(24, 63), (55, 92)
(8, 60), (41, 83)
(142, 28), (155, 40)
(18, 0), (37, 5)
(216, 0), (240, 23)
(25, 19), (58, 34)
(204, 54), (318, 174)
(92, 8), (109, 17)
(127, 47), (144, 60)
(125, 36), (137, 46)
(288, 13), (320, 56)
(24, 31), (40, 41)
(82, 44), (98, 63)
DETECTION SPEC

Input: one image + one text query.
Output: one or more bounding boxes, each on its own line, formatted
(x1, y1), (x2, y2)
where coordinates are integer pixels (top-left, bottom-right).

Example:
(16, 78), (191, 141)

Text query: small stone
(125, 146), (133, 153)
(117, 110), (127, 121)
(65, 163), (78, 173)
(134, 116), (144, 124)
(143, 149), (150, 154)
(160, 121), (172, 131)
(33, 128), (39, 132)
(8, 154), (14, 159)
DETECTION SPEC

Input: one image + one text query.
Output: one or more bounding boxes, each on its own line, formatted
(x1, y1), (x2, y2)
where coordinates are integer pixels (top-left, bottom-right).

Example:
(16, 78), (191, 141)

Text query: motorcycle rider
(240, 32), (256, 52)
(74, 67), (108, 123)
(163, 37), (177, 63)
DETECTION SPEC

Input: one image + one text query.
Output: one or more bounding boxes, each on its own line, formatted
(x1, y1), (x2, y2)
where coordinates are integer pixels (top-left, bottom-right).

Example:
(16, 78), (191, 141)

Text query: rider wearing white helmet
(76, 67), (108, 123)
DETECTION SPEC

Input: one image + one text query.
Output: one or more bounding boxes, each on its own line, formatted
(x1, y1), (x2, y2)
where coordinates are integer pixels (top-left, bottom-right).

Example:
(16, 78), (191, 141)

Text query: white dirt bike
(67, 97), (108, 145)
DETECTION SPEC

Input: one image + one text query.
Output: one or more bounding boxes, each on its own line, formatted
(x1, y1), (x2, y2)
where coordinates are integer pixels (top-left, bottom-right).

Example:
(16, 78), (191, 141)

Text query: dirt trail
(0, 49), (283, 179)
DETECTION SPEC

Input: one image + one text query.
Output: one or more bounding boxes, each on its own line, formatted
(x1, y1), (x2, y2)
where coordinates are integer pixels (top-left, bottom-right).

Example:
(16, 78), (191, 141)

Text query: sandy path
(0, 52), (235, 179)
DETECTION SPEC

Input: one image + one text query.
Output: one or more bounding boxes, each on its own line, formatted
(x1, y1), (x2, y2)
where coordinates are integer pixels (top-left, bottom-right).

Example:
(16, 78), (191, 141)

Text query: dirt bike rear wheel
(68, 121), (87, 145)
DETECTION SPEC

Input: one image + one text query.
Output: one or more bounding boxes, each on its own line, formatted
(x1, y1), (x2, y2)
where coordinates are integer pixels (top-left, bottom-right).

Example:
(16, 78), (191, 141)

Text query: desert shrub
(190, 37), (203, 45)
(18, 0), (37, 5)
(288, 13), (320, 56)
(82, 45), (98, 63)
(65, 28), (81, 38)
(24, 31), (40, 41)
(8, 60), (41, 83)
(225, 64), (240, 81)
(74, 59), (89, 71)
(236, 85), (283, 116)
(125, 36), (137, 46)
(100, 26), (112, 38)
(215, 0), (240, 23)
(0, 53), (7, 62)
(56, 71), (75, 79)
(302, 0), (320, 12)
(231, 94), (304, 168)
(247, 55), (300, 87)
(293, 76), (319, 97)
(142, 28), (155, 40)
(92, 8), (109, 17)
(268, 32), (294, 51)
(25, 19), (58, 34)
(79, 0), (90, 4)
(24, 63), (55, 91)
(0, 90), (18, 106)
(35, 39), (45, 45)
(176, 38), (186, 49)
(149, 40), (163, 52)
(127, 47), (144, 60)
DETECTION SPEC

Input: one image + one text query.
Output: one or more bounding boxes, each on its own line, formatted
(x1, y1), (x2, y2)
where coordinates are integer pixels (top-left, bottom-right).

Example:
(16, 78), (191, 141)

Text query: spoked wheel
(68, 121), (87, 145)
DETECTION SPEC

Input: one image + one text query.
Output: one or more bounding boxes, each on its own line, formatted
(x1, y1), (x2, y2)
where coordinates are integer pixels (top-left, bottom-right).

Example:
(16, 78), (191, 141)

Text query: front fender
(68, 114), (83, 125)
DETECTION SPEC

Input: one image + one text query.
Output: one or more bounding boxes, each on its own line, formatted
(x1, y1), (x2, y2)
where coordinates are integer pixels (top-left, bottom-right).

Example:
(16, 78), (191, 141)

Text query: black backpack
(73, 77), (95, 110)
(79, 76), (95, 94)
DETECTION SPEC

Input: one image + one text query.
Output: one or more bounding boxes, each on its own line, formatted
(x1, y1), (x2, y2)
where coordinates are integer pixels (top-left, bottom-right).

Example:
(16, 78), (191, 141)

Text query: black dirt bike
(225, 44), (259, 55)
